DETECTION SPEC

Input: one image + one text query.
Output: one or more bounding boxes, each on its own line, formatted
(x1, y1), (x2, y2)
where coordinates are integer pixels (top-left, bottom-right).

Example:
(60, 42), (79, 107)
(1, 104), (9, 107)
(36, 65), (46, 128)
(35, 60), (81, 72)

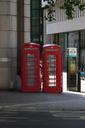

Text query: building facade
(42, 0), (85, 92)
(0, 0), (43, 90)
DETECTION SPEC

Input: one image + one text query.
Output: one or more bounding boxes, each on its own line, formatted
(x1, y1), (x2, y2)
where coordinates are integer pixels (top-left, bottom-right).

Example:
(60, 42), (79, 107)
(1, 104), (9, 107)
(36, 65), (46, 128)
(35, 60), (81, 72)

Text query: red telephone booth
(43, 44), (62, 93)
(21, 43), (41, 92)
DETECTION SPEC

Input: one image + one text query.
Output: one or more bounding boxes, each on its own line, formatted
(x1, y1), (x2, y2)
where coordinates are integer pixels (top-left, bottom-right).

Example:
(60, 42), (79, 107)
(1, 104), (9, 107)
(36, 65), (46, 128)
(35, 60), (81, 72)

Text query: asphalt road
(1, 91), (85, 111)
(0, 110), (85, 128)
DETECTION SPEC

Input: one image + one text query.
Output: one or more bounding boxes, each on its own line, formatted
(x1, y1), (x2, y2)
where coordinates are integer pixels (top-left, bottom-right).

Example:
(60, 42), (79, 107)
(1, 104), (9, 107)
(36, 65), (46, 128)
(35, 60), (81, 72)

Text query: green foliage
(43, 0), (56, 21)
(60, 0), (85, 19)
(44, 0), (85, 21)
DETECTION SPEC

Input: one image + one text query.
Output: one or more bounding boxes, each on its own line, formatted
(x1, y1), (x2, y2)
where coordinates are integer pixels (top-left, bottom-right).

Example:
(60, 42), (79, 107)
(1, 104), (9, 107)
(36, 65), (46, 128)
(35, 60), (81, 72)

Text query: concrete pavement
(0, 91), (85, 111)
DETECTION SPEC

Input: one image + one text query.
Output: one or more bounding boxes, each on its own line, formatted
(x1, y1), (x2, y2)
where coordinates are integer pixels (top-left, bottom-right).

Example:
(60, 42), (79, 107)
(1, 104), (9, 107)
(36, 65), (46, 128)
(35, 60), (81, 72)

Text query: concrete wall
(0, 0), (17, 89)
(47, 17), (85, 34)
(0, 0), (31, 90)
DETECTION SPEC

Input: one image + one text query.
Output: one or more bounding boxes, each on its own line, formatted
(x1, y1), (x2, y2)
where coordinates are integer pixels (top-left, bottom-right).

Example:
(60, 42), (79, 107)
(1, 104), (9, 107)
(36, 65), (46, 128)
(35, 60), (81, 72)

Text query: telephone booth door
(21, 43), (40, 92)
(43, 44), (62, 93)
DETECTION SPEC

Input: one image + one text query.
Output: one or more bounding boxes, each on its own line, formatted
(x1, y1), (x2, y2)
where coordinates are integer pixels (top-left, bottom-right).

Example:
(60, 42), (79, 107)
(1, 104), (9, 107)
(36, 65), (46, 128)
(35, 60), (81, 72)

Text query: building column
(0, 0), (17, 89)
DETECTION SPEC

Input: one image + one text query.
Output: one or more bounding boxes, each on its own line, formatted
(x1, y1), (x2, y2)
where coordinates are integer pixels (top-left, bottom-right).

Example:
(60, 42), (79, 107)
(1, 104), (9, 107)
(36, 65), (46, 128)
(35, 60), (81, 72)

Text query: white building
(42, 0), (85, 92)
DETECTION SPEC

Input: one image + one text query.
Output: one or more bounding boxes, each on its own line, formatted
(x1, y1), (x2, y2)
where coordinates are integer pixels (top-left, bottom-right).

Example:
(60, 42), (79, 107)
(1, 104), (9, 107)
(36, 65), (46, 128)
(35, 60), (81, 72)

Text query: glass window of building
(80, 31), (85, 66)
(59, 33), (67, 71)
(67, 32), (79, 91)
(31, 0), (43, 47)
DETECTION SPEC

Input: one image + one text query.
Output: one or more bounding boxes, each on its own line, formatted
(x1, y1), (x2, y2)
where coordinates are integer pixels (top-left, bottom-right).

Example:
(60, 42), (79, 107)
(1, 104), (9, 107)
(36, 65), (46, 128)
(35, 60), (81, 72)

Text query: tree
(60, 0), (85, 19)
(43, 0), (85, 21)
(43, 0), (56, 21)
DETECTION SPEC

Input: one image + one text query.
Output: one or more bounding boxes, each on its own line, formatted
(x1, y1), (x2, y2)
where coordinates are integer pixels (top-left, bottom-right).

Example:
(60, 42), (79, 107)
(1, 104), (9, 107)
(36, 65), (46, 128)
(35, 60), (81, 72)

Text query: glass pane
(47, 55), (57, 87)
(26, 54), (36, 86)
(80, 31), (85, 92)
(32, 0), (40, 9)
(32, 10), (40, 17)
(32, 26), (39, 34)
(31, 34), (39, 42)
(67, 32), (79, 91)
(32, 18), (39, 26)
(68, 32), (79, 48)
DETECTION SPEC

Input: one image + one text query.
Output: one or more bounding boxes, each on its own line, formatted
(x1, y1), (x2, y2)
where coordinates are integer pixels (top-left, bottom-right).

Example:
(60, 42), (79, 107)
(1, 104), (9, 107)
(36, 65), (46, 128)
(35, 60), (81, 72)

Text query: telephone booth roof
(43, 44), (61, 48)
(23, 42), (40, 48)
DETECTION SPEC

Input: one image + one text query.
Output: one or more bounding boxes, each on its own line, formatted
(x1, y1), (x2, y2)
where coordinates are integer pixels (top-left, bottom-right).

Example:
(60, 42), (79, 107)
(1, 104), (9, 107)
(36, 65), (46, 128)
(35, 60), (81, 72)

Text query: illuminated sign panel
(67, 48), (77, 57)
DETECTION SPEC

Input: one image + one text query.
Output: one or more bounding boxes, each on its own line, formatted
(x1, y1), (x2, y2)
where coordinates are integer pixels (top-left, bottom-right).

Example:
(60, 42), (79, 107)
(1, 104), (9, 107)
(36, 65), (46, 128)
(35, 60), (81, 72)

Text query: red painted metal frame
(21, 43), (41, 92)
(43, 44), (62, 93)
